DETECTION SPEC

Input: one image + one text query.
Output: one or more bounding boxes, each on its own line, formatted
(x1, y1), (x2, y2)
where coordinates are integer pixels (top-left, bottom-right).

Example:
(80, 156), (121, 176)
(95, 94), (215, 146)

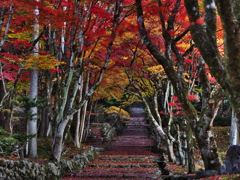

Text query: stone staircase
(63, 107), (162, 179)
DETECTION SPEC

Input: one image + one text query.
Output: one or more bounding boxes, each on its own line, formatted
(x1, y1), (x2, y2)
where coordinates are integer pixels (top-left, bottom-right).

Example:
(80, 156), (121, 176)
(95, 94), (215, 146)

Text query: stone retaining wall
(0, 146), (104, 180)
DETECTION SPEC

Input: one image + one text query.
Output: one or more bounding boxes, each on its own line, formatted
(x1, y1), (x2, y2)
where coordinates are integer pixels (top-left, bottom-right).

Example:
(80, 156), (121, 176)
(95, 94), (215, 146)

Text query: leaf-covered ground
(60, 108), (162, 179)
(0, 114), (236, 179)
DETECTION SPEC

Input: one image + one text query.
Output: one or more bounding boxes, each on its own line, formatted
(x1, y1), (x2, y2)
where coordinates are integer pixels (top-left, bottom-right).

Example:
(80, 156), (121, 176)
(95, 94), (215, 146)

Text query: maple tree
(135, 0), (226, 172)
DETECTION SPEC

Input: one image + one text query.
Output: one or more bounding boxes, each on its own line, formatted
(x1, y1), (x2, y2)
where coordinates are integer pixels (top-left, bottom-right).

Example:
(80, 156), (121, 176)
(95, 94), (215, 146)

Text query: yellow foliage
(105, 106), (130, 120)
(148, 65), (164, 74)
(147, 65), (167, 78)
(8, 32), (32, 41)
(23, 54), (63, 70)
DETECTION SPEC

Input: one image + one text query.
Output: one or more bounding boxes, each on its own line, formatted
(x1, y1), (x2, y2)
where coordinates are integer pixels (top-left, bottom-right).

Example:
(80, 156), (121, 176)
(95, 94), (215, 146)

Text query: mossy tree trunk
(184, 0), (240, 141)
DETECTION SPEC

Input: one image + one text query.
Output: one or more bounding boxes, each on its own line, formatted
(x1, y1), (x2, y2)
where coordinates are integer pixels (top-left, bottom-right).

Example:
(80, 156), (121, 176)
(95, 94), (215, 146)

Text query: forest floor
(0, 108), (238, 179)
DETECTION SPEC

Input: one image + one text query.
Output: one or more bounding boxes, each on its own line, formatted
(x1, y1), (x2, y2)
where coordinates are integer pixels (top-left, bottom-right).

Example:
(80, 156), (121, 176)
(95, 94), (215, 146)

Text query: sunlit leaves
(24, 54), (62, 70)
(147, 65), (167, 79)
(104, 106), (130, 120)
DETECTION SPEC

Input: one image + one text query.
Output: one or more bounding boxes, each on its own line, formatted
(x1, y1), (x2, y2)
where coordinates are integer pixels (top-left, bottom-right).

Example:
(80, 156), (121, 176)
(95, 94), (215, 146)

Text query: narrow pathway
(64, 107), (161, 179)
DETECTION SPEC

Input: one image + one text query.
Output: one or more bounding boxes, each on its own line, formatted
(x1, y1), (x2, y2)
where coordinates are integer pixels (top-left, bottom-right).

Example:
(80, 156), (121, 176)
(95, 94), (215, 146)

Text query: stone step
(113, 142), (154, 146)
(96, 154), (157, 159)
(113, 135), (149, 138)
(70, 171), (161, 179)
(114, 137), (152, 140)
(123, 129), (148, 132)
(103, 146), (156, 155)
(93, 157), (155, 163)
(124, 127), (147, 129)
(87, 162), (158, 168)
(81, 167), (160, 173)
(113, 137), (153, 140)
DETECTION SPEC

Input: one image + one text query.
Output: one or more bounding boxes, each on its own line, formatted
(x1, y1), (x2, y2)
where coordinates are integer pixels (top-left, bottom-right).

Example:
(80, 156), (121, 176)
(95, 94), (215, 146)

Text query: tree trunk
(185, 122), (195, 173)
(142, 98), (166, 139)
(75, 67), (89, 148)
(230, 110), (240, 145)
(175, 124), (185, 165)
(27, 1), (39, 159)
(38, 107), (49, 138)
(195, 129), (222, 171)
(52, 120), (68, 161)
(79, 102), (88, 145)
(0, 80), (5, 128)
(166, 139), (176, 163)
(28, 69), (38, 158)
(38, 70), (53, 138)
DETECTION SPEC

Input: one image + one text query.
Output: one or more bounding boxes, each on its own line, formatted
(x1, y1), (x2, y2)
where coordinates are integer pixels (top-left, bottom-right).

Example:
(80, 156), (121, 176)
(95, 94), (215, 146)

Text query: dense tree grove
(0, 0), (238, 174)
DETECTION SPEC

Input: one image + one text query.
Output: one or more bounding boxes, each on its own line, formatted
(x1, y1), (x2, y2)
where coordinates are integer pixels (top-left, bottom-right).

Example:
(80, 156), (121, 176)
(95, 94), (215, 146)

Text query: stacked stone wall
(0, 146), (103, 180)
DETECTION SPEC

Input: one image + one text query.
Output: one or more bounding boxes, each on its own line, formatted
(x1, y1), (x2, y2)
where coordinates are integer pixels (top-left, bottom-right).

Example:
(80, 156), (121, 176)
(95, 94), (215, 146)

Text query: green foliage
(0, 127), (19, 155)
(0, 136), (19, 154)
(0, 127), (33, 156)
(0, 127), (10, 136)
(16, 96), (46, 119)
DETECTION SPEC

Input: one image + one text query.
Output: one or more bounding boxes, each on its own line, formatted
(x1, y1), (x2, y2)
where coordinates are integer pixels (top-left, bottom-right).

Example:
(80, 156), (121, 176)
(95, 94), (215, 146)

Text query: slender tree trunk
(175, 124), (185, 165)
(28, 69), (38, 158)
(74, 76), (83, 148)
(230, 110), (240, 145)
(166, 139), (176, 163)
(142, 98), (166, 139)
(38, 70), (53, 138)
(27, 2), (39, 158)
(185, 122), (195, 173)
(83, 99), (93, 142)
(0, 6), (10, 127)
(38, 107), (49, 138)
(166, 115), (176, 163)
(75, 69), (89, 148)
(0, 80), (5, 127)
(78, 101), (88, 146)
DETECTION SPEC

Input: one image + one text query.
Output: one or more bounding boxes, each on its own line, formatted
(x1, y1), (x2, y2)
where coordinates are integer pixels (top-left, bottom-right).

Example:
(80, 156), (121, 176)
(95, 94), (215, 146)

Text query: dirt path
(61, 107), (161, 179)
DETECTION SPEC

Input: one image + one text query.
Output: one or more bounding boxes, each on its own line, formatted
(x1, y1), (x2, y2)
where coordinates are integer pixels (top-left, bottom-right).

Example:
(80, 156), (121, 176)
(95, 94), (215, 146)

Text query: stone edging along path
(0, 146), (104, 180)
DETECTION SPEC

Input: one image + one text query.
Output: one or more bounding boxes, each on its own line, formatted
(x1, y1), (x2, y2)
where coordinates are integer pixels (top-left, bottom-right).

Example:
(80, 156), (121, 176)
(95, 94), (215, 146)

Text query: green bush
(0, 127), (31, 156)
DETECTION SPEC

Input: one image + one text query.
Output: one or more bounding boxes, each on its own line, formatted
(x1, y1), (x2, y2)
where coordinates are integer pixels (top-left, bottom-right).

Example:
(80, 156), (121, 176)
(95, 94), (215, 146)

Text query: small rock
(225, 145), (240, 174)
(0, 159), (6, 167)
(196, 170), (218, 179)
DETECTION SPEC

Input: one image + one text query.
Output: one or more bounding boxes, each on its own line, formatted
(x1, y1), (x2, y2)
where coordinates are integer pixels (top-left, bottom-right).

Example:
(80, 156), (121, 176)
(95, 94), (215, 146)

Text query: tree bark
(0, 80), (5, 127)
(28, 69), (38, 158)
(230, 110), (240, 145)
(185, 122), (195, 173)
(28, 2), (39, 158)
